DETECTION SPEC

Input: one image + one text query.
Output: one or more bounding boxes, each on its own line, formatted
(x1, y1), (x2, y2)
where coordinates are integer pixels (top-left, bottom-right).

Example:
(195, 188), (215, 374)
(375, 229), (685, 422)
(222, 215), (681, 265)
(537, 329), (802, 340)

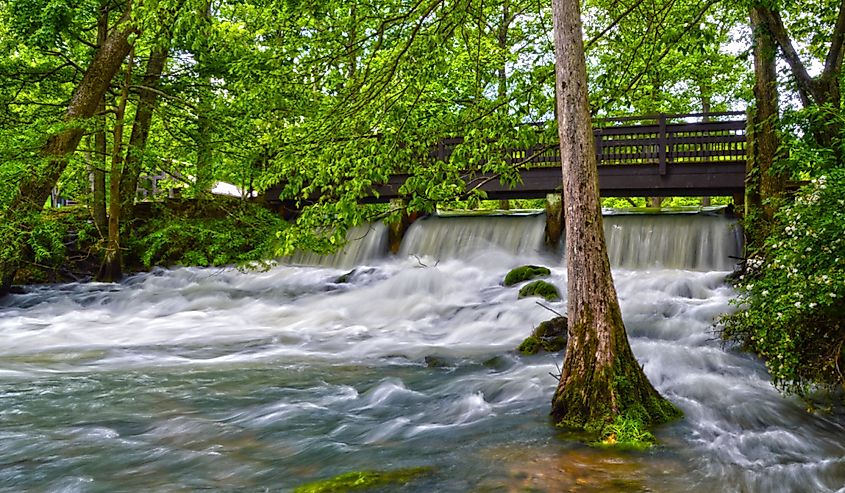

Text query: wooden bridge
(267, 111), (747, 205)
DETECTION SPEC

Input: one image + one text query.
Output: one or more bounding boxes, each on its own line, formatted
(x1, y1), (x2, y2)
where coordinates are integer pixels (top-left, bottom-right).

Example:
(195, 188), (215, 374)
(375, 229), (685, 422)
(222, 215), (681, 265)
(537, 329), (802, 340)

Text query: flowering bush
(722, 170), (845, 394)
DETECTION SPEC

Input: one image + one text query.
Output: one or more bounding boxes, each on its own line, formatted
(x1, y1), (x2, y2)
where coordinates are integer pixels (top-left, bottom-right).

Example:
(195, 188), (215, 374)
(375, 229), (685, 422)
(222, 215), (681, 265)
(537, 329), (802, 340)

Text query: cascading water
(286, 223), (389, 268)
(603, 212), (743, 271)
(1, 212), (843, 492)
(399, 213), (547, 259)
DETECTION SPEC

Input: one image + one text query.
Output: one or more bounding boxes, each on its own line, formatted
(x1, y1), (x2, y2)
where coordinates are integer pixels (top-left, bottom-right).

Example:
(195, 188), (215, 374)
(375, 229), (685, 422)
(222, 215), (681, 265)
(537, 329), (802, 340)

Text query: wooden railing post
(594, 128), (603, 165)
(658, 114), (667, 175)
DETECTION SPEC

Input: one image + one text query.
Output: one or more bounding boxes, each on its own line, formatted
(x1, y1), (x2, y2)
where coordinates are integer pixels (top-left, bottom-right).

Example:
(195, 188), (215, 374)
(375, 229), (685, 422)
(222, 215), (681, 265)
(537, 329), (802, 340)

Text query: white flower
(794, 301), (802, 308)
(762, 290), (769, 296)
(809, 302), (817, 309)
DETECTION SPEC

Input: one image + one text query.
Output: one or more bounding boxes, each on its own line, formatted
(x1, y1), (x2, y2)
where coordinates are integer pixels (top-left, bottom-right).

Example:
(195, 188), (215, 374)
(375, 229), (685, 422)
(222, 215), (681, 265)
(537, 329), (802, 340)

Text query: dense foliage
(722, 169), (845, 394)
(129, 202), (286, 268)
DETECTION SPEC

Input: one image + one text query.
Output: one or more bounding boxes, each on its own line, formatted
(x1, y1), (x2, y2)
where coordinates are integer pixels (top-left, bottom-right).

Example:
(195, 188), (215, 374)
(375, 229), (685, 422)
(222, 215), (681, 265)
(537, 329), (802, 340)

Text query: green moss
(294, 468), (431, 493)
(518, 335), (541, 355)
(518, 280), (561, 301)
(504, 265), (551, 286)
(595, 413), (656, 450)
(518, 317), (568, 354)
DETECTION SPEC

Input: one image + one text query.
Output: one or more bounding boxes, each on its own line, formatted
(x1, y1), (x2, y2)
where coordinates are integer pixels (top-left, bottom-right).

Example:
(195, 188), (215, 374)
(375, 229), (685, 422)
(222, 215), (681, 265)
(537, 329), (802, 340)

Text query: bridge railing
(432, 111), (747, 174)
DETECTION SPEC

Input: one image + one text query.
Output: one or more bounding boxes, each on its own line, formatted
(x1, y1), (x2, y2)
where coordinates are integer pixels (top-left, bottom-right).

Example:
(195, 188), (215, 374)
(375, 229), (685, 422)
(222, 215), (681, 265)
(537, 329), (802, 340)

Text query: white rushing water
(0, 213), (842, 492)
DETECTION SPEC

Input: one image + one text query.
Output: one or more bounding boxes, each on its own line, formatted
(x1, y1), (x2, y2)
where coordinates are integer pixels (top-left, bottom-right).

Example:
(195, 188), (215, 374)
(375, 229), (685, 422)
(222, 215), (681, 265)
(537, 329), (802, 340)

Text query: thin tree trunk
(0, 7), (136, 296)
(99, 49), (133, 282)
(195, 0), (214, 199)
(92, 2), (109, 236)
(549, 0), (677, 435)
(119, 45), (170, 226)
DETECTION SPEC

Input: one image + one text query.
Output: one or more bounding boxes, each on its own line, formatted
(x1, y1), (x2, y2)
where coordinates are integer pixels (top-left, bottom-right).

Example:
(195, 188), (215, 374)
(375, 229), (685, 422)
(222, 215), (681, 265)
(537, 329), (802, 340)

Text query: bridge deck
(268, 112), (747, 204)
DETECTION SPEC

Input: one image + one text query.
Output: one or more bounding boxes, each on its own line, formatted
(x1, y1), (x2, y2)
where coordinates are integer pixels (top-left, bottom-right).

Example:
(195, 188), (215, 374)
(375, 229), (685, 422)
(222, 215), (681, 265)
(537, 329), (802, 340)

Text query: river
(1, 211), (843, 492)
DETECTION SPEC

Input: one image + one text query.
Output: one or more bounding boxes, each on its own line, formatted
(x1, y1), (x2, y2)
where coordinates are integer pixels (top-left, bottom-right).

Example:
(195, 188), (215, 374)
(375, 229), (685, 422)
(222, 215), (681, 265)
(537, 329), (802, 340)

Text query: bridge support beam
(545, 193), (564, 249)
(388, 199), (417, 254)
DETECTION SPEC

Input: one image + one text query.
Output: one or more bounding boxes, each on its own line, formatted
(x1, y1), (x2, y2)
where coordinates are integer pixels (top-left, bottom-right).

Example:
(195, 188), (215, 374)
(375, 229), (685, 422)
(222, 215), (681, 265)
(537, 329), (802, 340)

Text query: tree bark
(99, 49), (133, 282)
(549, 0), (677, 435)
(747, 5), (784, 248)
(195, 0), (214, 199)
(0, 7), (136, 296)
(91, 2), (110, 236)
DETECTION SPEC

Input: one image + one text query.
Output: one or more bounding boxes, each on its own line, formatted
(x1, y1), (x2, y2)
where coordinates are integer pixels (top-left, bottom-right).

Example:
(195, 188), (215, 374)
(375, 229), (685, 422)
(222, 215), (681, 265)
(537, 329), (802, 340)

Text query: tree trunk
(98, 49), (133, 282)
(747, 6), (784, 249)
(195, 0), (214, 199)
(91, 3), (109, 236)
(0, 7), (136, 296)
(119, 45), (170, 226)
(549, 0), (677, 436)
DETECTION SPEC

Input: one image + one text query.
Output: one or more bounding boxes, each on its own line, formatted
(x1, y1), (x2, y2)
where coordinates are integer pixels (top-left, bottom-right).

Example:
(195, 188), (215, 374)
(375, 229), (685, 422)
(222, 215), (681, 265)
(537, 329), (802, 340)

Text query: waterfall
(286, 222), (389, 268)
(399, 213), (547, 258)
(398, 210), (742, 271)
(603, 213), (743, 271)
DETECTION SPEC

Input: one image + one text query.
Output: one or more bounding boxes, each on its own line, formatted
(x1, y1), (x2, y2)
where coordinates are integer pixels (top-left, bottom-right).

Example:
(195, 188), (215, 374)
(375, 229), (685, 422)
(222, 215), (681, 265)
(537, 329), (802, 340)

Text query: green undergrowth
(130, 200), (287, 269)
(294, 467), (432, 493)
(5, 206), (99, 284)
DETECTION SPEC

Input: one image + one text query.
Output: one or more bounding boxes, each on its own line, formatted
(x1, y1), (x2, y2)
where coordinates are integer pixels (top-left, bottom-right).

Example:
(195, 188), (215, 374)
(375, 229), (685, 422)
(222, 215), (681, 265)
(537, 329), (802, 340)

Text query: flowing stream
(1, 212), (843, 492)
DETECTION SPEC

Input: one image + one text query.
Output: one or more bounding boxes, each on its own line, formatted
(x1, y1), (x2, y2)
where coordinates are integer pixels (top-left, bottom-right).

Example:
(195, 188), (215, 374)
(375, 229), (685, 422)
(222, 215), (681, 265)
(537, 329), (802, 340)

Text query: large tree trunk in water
(119, 45), (170, 226)
(0, 8), (136, 296)
(747, 6), (784, 249)
(549, 0), (677, 437)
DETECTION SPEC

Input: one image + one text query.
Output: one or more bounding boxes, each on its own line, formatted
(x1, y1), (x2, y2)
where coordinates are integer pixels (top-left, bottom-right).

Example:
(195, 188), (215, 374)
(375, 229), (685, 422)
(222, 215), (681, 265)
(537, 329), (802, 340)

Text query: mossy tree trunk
(750, 6), (786, 222)
(98, 48), (133, 282)
(549, 0), (677, 434)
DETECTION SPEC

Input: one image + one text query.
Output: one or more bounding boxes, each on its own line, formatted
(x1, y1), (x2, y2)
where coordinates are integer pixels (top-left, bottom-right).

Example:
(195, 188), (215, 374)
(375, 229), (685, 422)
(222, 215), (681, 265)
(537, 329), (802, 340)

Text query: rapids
(0, 212), (843, 492)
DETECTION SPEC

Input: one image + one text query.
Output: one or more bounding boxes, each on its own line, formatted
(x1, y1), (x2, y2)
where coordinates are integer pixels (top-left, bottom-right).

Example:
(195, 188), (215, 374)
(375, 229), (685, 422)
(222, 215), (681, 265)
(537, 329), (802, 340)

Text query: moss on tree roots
(552, 354), (681, 449)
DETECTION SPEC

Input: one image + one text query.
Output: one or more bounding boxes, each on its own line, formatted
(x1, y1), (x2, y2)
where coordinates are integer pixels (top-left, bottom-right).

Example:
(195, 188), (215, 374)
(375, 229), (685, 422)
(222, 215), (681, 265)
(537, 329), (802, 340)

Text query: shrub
(131, 202), (286, 268)
(721, 170), (845, 394)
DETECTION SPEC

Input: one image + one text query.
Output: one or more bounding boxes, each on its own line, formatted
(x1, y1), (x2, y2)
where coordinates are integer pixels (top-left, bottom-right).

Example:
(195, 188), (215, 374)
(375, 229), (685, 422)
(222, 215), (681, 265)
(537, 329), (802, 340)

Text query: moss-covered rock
(518, 316), (568, 354)
(504, 265), (551, 286)
(518, 335), (542, 355)
(294, 467), (431, 493)
(518, 280), (561, 301)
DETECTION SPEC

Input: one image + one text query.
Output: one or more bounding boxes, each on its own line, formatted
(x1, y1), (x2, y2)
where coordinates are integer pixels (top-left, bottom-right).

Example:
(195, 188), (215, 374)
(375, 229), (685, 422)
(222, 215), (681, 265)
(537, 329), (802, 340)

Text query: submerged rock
(518, 316), (568, 355)
(517, 280), (561, 301)
(334, 267), (378, 284)
(294, 467), (431, 492)
(504, 265), (551, 286)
